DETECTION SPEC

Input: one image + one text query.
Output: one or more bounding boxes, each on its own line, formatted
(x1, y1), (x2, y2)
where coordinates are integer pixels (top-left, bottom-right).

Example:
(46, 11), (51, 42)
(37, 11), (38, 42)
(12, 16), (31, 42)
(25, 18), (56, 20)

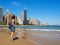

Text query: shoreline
(0, 25), (60, 26)
(0, 28), (60, 31)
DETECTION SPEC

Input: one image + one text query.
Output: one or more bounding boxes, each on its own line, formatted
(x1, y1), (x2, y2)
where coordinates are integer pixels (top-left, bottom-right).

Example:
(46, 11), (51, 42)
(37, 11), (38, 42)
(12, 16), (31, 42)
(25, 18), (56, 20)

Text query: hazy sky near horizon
(0, 0), (60, 25)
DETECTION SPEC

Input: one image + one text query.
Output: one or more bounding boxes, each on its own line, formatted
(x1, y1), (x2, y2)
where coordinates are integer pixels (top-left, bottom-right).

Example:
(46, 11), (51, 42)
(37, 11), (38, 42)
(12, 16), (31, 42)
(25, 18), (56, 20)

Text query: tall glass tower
(24, 8), (27, 21)
(23, 8), (29, 25)
(21, 8), (29, 25)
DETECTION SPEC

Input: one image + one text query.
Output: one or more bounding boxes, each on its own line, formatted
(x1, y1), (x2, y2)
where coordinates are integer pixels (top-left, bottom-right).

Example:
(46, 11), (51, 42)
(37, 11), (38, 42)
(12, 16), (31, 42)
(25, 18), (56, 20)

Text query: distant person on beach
(10, 16), (16, 41)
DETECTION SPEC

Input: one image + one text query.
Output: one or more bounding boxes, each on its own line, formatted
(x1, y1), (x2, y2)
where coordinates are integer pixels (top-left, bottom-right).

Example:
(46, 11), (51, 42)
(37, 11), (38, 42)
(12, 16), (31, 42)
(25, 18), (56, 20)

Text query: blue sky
(0, 0), (60, 25)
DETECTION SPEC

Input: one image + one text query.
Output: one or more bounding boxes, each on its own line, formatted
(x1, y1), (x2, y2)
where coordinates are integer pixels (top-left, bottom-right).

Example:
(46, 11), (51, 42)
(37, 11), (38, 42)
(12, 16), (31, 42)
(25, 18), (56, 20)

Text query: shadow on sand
(13, 37), (19, 41)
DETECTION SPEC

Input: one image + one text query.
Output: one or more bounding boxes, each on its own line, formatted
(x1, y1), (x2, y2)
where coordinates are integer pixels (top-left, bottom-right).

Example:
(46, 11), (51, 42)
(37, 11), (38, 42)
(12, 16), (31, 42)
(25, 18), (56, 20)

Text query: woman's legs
(11, 32), (14, 41)
(9, 30), (11, 34)
(10, 26), (15, 41)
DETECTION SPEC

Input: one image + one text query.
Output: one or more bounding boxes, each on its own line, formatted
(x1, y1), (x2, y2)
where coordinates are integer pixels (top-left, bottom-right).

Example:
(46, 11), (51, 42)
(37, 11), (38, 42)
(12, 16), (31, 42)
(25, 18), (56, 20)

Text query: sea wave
(0, 28), (60, 31)
(26, 29), (60, 31)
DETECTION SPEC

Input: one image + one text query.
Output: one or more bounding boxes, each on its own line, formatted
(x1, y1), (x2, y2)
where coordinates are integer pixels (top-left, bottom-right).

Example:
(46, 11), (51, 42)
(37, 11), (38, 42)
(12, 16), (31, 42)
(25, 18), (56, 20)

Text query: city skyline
(0, 0), (60, 25)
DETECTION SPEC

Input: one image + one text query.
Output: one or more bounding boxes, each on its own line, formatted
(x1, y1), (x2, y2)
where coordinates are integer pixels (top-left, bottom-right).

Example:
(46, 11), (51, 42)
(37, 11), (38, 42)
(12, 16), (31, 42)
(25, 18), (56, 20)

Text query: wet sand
(27, 30), (60, 45)
(0, 28), (60, 45)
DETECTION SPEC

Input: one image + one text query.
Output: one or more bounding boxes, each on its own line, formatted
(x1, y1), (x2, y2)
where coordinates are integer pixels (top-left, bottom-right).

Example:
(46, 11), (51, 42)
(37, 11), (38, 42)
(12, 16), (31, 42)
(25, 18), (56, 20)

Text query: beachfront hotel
(29, 18), (40, 25)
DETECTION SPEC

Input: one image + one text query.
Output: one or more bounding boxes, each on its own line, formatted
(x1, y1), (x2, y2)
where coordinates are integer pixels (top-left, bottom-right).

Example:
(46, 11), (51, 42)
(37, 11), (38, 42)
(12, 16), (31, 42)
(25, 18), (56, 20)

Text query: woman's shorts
(10, 25), (15, 32)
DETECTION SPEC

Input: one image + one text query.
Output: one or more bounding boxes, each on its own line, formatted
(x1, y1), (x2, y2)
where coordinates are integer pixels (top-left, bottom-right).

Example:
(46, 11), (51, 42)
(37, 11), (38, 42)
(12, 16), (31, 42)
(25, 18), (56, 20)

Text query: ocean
(0, 25), (60, 31)
(17, 25), (60, 29)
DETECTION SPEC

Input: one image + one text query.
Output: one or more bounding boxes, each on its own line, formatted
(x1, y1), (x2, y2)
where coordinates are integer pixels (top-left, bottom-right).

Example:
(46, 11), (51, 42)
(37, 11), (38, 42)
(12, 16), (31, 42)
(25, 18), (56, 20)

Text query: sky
(0, 0), (60, 25)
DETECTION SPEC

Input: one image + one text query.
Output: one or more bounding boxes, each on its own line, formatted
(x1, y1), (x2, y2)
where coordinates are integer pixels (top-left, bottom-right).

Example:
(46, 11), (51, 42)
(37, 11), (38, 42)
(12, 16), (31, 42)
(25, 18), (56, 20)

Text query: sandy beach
(0, 29), (36, 45)
(0, 28), (60, 45)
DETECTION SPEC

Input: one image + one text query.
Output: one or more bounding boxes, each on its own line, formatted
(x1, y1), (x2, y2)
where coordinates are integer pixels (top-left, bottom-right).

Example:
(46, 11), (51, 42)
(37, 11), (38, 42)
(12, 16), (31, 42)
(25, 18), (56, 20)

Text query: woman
(10, 16), (16, 41)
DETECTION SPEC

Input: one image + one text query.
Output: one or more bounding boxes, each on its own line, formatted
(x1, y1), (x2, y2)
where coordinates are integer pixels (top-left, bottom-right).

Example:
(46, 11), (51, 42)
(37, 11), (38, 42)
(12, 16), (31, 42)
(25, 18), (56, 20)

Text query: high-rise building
(3, 15), (6, 24)
(29, 18), (40, 25)
(21, 8), (29, 25)
(6, 9), (9, 25)
(0, 7), (3, 22)
(21, 8), (27, 21)
(4, 16), (7, 24)
(21, 12), (24, 21)
(6, 9), (16, 25)
(17, 17), (23, 25)
(24, 8), (27, 21)
(15, 15), (18, 24)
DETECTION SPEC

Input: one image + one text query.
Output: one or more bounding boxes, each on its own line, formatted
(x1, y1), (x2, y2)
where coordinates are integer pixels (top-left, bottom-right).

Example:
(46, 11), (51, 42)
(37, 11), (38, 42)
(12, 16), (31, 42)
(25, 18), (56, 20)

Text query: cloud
(13, 2), (18, 6)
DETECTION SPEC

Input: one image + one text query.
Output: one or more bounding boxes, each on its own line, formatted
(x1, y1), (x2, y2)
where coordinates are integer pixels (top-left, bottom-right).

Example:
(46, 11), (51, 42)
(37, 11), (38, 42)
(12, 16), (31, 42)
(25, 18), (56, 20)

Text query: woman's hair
(12, 15), (15, 19)
(11, 15), (15, 24)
